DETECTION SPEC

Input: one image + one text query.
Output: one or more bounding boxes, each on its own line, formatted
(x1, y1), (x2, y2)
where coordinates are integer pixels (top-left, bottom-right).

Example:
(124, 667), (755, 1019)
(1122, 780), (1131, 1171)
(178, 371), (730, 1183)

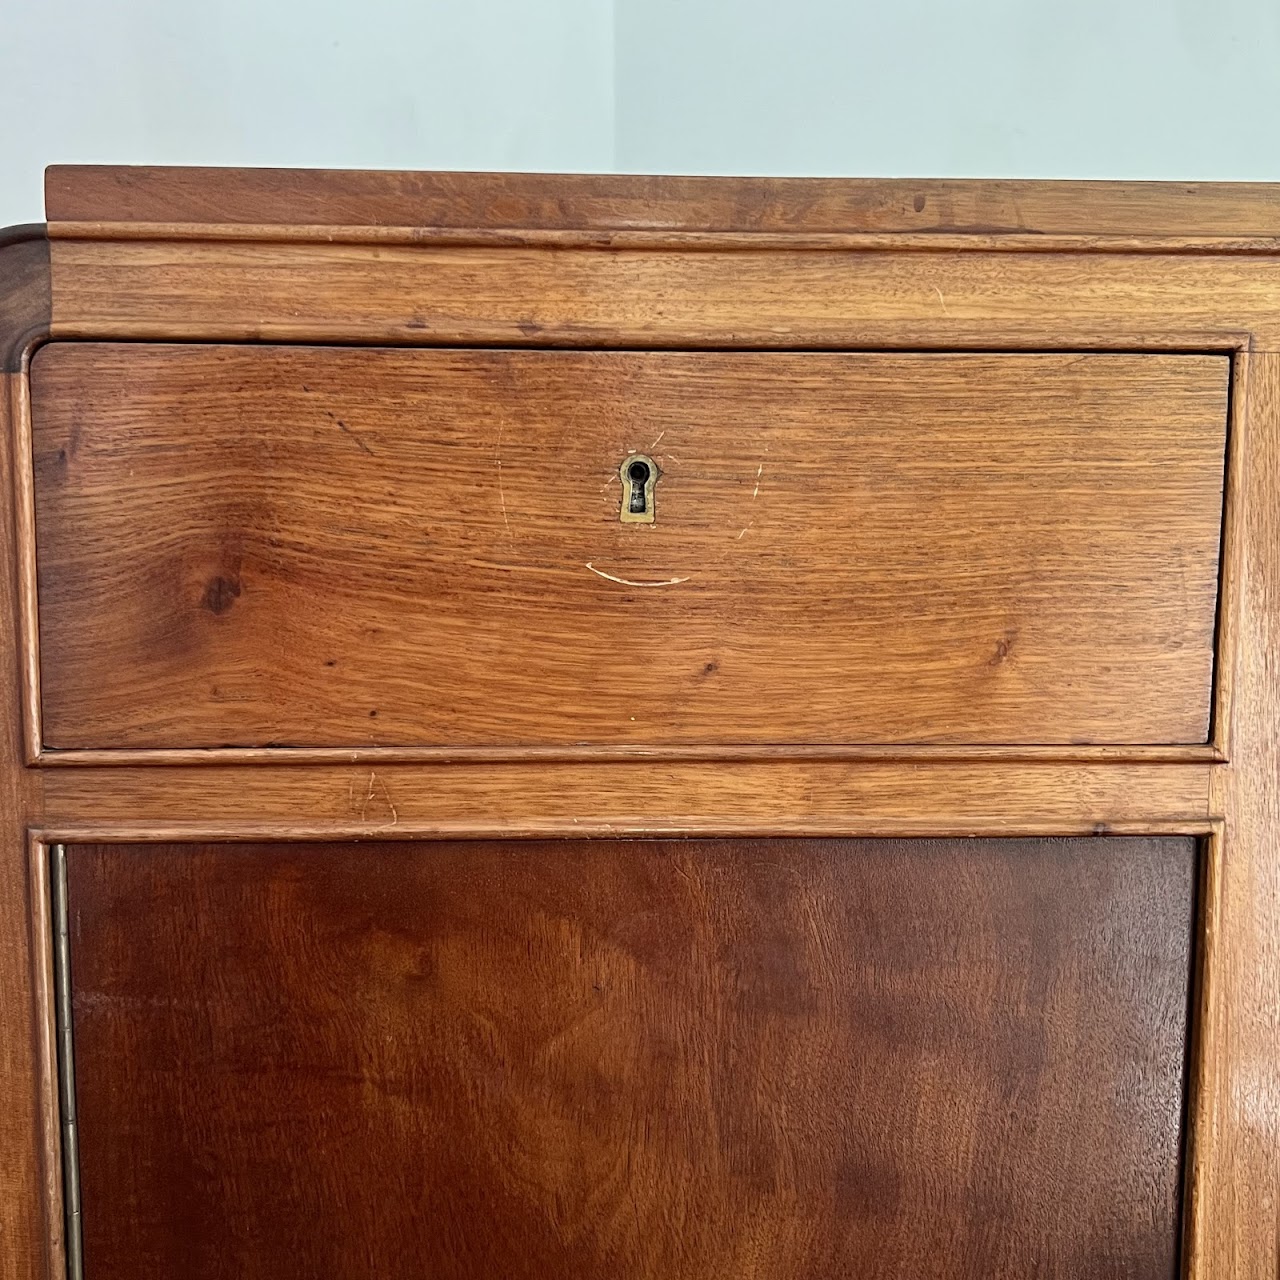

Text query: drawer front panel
(31, 345), (1228, 750)
(64, 837), (1193, 1280)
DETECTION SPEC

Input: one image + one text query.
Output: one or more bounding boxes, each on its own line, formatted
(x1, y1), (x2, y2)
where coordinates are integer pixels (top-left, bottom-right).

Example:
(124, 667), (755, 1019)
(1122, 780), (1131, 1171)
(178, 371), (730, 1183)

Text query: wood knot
(989, 630), (1018, 666)
(202, 575), (242, 615)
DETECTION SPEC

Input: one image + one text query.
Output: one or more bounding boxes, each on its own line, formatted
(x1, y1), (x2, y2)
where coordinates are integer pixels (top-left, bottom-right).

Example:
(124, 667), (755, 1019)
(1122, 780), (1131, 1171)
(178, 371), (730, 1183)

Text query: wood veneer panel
(0, 227), (49, 372)
(1194, 352), (1280, 1278)
(0, 230), (54, 1278)
(66, 836), (1194, 1280)
(35, 760), (1214, 839)
(31, 345), (1227, 750)
(42, 240), (1280, 349)
(42, 166), (1280, 240)
(0, 371), (51, 1276)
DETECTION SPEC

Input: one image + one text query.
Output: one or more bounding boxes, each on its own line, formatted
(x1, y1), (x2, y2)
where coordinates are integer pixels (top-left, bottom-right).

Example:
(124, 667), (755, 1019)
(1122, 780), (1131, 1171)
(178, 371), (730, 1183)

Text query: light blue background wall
(0, 0), (614, 225)
(3, 0), (1278, 226)
(613, 0), (1280, 178)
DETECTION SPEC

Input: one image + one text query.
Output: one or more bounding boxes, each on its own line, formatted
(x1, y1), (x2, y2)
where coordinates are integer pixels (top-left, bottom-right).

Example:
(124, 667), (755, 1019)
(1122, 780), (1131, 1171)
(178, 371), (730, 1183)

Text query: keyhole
(619, 453), (658, 524)
(628, 460), (651, 513)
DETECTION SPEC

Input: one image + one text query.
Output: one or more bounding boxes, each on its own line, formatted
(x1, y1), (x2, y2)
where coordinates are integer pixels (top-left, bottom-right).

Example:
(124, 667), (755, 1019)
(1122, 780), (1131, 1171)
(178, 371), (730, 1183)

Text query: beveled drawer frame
(2, 174), (1278, 1280)
(25, 823), (1224, 1280)
(13, 338), (1243, 768)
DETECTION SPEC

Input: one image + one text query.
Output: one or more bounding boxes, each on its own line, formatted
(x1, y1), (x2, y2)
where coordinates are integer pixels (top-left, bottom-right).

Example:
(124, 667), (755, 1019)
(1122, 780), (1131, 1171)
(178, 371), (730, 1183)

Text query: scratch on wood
(335, 419), (373, 456)
(649, 429), (666, 449)
(586, 562), (690, 587)
(753, 463), (763, 499)
(495, 419), (511, 539)
(932, 285), (951, 315)
(358, 770), (399, 826)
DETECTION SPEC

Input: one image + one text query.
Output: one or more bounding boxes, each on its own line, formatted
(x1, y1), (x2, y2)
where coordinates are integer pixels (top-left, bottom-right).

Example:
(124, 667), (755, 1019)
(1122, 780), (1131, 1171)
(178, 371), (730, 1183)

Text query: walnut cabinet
(1, 168), (1278, 1279)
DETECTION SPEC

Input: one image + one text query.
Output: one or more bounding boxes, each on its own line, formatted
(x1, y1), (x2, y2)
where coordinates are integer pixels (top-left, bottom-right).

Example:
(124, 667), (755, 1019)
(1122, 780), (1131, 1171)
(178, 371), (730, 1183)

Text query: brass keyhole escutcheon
(619, 453), (658, 524)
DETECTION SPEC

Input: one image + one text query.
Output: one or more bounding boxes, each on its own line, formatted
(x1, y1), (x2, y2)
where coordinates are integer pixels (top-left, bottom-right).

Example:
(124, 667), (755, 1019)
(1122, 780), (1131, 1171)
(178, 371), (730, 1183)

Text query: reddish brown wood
(66, 836), (1194, 1280)
(1, 170), (1275, 1280)
(0, 228), (49, 371)
(30, 345), (1228, 751)
(0, 374), (52, 1280)
(33, 759), (1215, 840)
(1196, 353), (1280, 1273)
(0, 224), (54, 1280)
(41, 166), (1280, 241)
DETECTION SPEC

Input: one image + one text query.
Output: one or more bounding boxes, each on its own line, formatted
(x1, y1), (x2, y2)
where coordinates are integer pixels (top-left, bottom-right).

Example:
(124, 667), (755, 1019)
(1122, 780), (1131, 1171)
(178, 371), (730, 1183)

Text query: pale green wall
(0, 0), (615, 225)
(614, 0), (1280, 178)
(3, 0), (1279, 227)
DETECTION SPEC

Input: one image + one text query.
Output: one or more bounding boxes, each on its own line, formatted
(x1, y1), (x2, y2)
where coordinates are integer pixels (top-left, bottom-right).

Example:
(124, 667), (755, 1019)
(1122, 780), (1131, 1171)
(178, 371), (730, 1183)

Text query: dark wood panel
(42, 166), (1280, 240)
(67, 836), (1194, 1280)
(32, 345), (1227, 749)
(0, 227), (49, 370)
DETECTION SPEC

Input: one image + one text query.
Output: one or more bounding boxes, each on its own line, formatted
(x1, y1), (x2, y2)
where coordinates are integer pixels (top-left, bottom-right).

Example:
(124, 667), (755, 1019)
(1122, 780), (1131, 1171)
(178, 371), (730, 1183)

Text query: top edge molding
(43, 167), (1280, 241)
(0, 227), (49, 371)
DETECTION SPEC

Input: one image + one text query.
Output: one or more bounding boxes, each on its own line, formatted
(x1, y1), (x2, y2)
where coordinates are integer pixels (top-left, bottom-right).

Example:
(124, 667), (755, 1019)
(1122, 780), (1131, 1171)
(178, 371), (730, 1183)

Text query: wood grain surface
(41, 166), (1280, 242)
(0, 228), (49, 372)
(31, 345), (1227, 750)
(43, 239), (1278, 351)
(66, 835), (1195, 1280)
(34, 759), (1215, 841)
(0, 171), (1272, 1280)
(0, 371), (50, 1280)
(1195, 352), (1280, 1278)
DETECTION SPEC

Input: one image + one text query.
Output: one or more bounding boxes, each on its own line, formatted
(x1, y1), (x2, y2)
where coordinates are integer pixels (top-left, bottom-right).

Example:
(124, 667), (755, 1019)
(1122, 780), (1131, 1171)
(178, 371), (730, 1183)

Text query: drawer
(64, 836), (1193, 1279)
(30, 344), (1228, 751)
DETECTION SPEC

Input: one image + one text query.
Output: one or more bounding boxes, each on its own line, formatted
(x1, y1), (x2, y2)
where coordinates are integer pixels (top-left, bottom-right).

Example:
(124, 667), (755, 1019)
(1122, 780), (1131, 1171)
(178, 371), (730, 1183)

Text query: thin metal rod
(51, 844), (84, 1280)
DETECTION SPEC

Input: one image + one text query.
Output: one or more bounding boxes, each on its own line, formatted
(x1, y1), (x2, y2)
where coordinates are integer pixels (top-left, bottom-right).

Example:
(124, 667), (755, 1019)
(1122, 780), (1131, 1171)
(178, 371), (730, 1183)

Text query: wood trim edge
(1209, 345), (1250, 758)
(26, 835), (64, 1280)
(12, 367), (41, 765)
(1181, 823), (1224, 1280)
(42, 167), (1280, 242)
(31, 819), (1221, 845)
(30, 743), (1228, 768)
(40, 221), (1280, 255)
(0, 229), (50, 373)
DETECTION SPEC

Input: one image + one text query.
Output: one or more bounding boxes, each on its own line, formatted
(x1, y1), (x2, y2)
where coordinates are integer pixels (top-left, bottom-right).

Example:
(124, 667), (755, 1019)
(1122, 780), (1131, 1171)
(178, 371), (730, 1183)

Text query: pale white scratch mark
(495, 419), (511, 538)
(586, 562), (689, 587)
(752, 463), (763, 499)
(932, 285), (950, 315)
(649, 429), (666, 449)
(737, 523), (753, 540)
(359, 770), (399, 826)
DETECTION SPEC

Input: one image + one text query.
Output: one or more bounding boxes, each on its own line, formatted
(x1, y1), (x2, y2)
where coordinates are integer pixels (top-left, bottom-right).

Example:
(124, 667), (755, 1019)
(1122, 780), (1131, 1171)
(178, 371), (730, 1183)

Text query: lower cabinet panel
(64, 837), (1195, 1279)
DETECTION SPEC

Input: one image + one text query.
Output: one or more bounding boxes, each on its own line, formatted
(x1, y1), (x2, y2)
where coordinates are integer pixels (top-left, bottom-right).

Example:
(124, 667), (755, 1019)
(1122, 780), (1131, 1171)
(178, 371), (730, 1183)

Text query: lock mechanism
(619, 453), (658, 524)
